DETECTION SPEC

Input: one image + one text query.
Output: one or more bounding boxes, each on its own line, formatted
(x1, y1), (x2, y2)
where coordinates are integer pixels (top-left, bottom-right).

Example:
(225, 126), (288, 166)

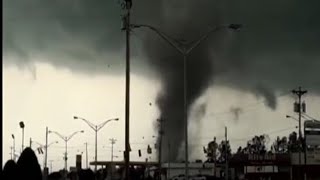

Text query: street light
(48, 129), (84, 177)
(19, 121), (25, 151)
(32, 140), (58, 171)
(73, 116), (119, 172)
(286, 115), (299, 122)
(131, 23), (241, 179)
(33, 140), (59, 149)
(12, 134), (15, 161)
(84, 142), (88, 169)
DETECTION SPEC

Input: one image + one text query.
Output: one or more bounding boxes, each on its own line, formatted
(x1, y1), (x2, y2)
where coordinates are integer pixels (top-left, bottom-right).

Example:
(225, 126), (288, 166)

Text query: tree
(272, 136), (288, 153)
(288, 131), (300, 152)
(217, 140), (231, 163)
(236, 134), (269, 154)
(270, 131), (303, 153)
(17, 148), (42, 180)
(204, 137), (218, 162)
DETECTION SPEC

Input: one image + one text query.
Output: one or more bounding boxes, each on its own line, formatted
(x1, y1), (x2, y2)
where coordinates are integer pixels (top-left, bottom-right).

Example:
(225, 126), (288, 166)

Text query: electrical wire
(207, 91), (292, 118)
(226, 126), (297, 143)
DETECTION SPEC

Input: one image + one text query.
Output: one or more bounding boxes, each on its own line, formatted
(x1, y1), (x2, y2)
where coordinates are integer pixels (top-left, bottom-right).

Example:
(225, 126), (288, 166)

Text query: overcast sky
(3, 0), (320, 171)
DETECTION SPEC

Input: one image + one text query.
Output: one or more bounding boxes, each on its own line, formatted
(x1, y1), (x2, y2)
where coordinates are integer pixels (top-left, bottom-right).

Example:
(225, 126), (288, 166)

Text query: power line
(172, 126), (298, 148)
(230, 126), (297, 143)
(207, 91), (292, 118)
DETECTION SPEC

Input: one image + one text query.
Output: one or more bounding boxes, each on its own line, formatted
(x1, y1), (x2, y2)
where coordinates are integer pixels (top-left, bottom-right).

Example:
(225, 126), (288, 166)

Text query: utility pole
(292, 86), (307, 179)
(85, 142), (88, 169)
(225, 127), (228, 180)
(121, 0), (132, 179)
(30, 138), (32, 148)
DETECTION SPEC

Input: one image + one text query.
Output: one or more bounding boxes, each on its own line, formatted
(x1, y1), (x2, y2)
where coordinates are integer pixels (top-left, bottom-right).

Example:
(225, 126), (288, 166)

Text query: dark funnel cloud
(140, 1), (226, 161)
(3, 0), (320, 161)
(254, 85), (277, 110)
(137, 0), (320, 161)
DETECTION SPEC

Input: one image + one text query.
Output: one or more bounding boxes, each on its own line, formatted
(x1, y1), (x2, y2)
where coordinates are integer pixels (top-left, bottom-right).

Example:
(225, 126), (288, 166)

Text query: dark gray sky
(4, 0), (320, 89)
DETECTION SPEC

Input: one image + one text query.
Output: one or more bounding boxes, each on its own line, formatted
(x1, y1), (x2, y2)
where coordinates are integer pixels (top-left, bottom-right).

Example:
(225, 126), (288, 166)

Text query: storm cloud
(3, 0), (320, 161)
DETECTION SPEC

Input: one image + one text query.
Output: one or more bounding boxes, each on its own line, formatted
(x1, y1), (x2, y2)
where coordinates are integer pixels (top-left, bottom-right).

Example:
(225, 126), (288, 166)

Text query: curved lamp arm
(97, 118), (119, 131)
(286, 115), (299, 122)
(67, 130), (84, 141)
(133, 24), (184, 54)
(33, 141), (44, 147)
(132, 24), (242, 55)
(186, 24), (242, 54)
(74, 116), (96, 130)
(47, 141), (59, 147)
(186, 26), (225, 54)
(49, 130), (66, 141)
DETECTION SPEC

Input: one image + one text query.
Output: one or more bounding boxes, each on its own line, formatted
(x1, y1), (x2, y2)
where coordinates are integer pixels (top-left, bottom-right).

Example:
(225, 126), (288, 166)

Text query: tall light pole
(74, 116), (119, 172)
(12, 134), (15, 161)
(131, 23), (242, 179)
(110, 138), (117, 180)
(10, 146), (13, 160)
(44, 127), (49, 180)
(19, 121), (25, 151)
(49, 160), (54, 173)
(110, 138), (117, 162)
(48, 129), (84, 178)
(85, 142), (88, 169)
(157, 118), (164, 180)
(121, 0), (133, 179)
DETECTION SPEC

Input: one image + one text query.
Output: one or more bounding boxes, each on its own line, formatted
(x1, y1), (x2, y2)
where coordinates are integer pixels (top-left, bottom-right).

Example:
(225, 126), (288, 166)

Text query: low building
(229, 153), (291, 180)
(161, 162), (215, 179)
